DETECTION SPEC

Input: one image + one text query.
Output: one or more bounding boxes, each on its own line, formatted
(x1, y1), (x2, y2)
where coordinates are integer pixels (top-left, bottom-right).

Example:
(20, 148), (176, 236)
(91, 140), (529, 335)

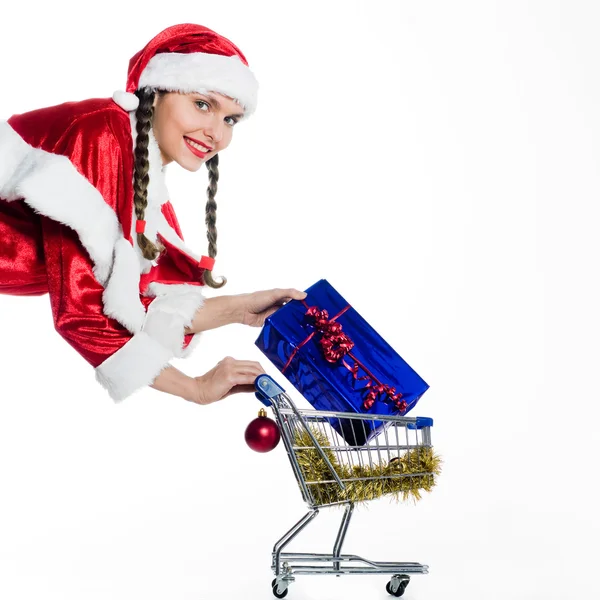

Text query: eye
(224, 116), (239, 127)
(195, 100), (210, 111)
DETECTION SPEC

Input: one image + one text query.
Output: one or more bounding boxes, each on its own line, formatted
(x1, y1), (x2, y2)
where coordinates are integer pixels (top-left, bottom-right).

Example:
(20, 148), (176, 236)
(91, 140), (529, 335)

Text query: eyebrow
(203, 93), (245, 119)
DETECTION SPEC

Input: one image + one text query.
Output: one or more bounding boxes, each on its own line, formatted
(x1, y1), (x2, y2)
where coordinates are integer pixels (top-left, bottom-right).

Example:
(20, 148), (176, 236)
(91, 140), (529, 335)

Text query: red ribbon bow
(305, 306), (355, 362)
(297, 303), (406, 413)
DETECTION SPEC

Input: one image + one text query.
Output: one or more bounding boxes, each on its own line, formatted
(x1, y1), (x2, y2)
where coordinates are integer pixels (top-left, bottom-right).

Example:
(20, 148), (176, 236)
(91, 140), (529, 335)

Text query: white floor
(0, 390), (595, 600)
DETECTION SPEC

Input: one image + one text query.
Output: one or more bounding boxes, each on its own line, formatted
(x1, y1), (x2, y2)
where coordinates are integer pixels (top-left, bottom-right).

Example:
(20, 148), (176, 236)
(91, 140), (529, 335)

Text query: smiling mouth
(184, 136), (212, 152)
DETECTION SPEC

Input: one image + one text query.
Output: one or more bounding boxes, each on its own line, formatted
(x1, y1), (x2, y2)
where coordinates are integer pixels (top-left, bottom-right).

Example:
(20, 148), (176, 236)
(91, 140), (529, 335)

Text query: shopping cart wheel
(272, 578), (289, 598)
(386, 575), (409, 597)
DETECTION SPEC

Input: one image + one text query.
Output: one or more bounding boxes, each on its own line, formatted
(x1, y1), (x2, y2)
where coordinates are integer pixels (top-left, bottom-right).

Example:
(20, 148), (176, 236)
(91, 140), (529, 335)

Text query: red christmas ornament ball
(245, 408), (280, 453)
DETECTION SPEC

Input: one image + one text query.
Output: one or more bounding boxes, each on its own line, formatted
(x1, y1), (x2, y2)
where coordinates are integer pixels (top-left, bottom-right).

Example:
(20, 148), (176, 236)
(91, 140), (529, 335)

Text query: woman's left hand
(238, 288), (307, 327)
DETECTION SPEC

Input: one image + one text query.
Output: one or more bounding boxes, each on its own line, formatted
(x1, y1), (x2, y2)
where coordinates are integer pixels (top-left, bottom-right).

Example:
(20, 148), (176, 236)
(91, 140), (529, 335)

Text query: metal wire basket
(254, 374), (437, 598)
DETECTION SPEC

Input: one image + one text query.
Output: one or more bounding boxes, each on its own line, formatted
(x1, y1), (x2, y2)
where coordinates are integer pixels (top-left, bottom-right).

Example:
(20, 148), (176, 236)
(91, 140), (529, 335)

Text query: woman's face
(152, 91), (244, 171)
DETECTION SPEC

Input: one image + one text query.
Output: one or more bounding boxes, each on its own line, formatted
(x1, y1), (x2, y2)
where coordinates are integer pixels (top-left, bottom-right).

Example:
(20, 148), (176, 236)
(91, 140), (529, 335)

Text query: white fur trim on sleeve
(143, 282), (205, 358)
(179, 329), (203, 358)
(95, 331), (173, 402)
(96, 282), (205, 402)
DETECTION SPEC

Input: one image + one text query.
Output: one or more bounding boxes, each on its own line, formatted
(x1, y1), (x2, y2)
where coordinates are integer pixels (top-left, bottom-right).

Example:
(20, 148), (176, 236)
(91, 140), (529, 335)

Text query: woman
(0, 23), (306, 405)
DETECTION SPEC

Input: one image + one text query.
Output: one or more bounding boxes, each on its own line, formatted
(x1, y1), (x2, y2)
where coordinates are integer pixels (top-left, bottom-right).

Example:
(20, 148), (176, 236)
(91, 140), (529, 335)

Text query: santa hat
(112, 23), (258, 116)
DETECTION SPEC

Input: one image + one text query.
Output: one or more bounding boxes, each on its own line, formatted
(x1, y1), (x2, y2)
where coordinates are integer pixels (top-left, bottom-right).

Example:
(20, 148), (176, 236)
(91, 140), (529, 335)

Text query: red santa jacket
(0, 98), (215, 402)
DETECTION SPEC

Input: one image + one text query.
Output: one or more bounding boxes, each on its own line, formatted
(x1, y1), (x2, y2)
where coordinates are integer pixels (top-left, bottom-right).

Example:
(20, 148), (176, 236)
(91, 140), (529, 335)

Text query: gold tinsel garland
(293, 428), (442, 506)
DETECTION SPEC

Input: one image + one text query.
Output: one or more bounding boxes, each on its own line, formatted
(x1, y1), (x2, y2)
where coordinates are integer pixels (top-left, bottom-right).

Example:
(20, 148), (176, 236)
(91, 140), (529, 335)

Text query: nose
(203, 114), (225, 145)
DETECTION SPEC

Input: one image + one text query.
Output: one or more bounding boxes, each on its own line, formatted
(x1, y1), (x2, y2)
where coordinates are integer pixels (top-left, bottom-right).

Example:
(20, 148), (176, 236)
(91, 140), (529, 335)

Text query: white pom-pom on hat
(112, 90), (140, 112)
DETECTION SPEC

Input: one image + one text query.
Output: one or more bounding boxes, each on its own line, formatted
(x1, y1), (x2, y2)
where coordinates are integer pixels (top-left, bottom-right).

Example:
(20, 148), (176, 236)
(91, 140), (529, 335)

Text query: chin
(176, 157), (205, 173)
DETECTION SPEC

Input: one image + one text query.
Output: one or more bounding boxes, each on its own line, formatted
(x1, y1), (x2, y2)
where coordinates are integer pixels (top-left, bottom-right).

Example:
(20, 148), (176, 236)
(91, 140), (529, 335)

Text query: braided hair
(132, 88), (226, 289)
(203, 153), (225, 288)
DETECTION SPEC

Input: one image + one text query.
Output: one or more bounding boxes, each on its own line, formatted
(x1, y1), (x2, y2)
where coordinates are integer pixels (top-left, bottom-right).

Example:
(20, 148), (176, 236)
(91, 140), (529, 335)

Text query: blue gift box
(254, 279), (429, 445)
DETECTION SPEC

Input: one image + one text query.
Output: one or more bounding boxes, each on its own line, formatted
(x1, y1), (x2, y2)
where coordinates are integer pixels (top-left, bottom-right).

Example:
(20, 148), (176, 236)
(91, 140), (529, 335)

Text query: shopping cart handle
(254, 374), (286, 406)
(407, 416), (434, 429)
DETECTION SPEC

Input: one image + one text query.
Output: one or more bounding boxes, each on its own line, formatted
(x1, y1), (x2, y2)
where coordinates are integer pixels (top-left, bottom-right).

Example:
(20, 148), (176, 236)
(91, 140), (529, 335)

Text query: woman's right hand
(191, 356), (266, 405)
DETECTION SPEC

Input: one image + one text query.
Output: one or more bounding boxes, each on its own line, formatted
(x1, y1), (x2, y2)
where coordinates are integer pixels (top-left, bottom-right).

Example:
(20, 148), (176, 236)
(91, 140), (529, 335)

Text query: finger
(273, 295), (300, 307)
(230, 365), (266, 378)
(229, 360), (266, 370)
(270, 288), (305, 302)
(222, 383), (257, 398)
(286, 288), (307, 300)
(225, 373), (261, 388)
(231, 370), (265, 382)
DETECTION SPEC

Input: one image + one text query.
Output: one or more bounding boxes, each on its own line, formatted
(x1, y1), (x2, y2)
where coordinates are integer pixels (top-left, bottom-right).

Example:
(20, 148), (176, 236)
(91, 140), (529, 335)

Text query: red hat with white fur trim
(112, 23), (258, 116)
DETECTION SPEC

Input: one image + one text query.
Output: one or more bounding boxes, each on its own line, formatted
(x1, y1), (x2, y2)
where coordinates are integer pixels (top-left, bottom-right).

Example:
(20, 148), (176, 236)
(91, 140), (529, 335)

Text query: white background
(0, 1), (597, 599)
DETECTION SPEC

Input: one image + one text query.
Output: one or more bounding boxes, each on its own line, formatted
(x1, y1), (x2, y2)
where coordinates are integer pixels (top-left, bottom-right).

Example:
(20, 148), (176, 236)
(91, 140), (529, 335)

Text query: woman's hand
(191, 356), (266, 405)
(237, 288), (307, 327)
(184, 288), (307, 335)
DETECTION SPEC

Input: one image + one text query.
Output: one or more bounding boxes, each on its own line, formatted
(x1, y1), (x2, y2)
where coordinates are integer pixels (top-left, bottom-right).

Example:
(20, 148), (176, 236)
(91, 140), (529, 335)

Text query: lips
(184, 136), (211, 158)
(189, 136), (211, 150)
(184, 136), (212, 150)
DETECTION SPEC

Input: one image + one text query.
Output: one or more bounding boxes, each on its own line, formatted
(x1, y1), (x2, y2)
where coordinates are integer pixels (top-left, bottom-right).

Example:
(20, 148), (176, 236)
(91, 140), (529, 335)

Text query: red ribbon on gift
(281, 301), (408, 412)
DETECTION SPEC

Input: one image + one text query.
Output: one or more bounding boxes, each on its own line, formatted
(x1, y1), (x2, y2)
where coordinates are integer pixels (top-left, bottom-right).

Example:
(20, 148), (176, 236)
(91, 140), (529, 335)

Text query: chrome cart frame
(254, 374), (434, 599)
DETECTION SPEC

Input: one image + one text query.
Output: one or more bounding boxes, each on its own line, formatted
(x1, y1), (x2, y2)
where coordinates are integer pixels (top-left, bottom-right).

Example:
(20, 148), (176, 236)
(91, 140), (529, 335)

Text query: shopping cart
(254, 374), (435, 598)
